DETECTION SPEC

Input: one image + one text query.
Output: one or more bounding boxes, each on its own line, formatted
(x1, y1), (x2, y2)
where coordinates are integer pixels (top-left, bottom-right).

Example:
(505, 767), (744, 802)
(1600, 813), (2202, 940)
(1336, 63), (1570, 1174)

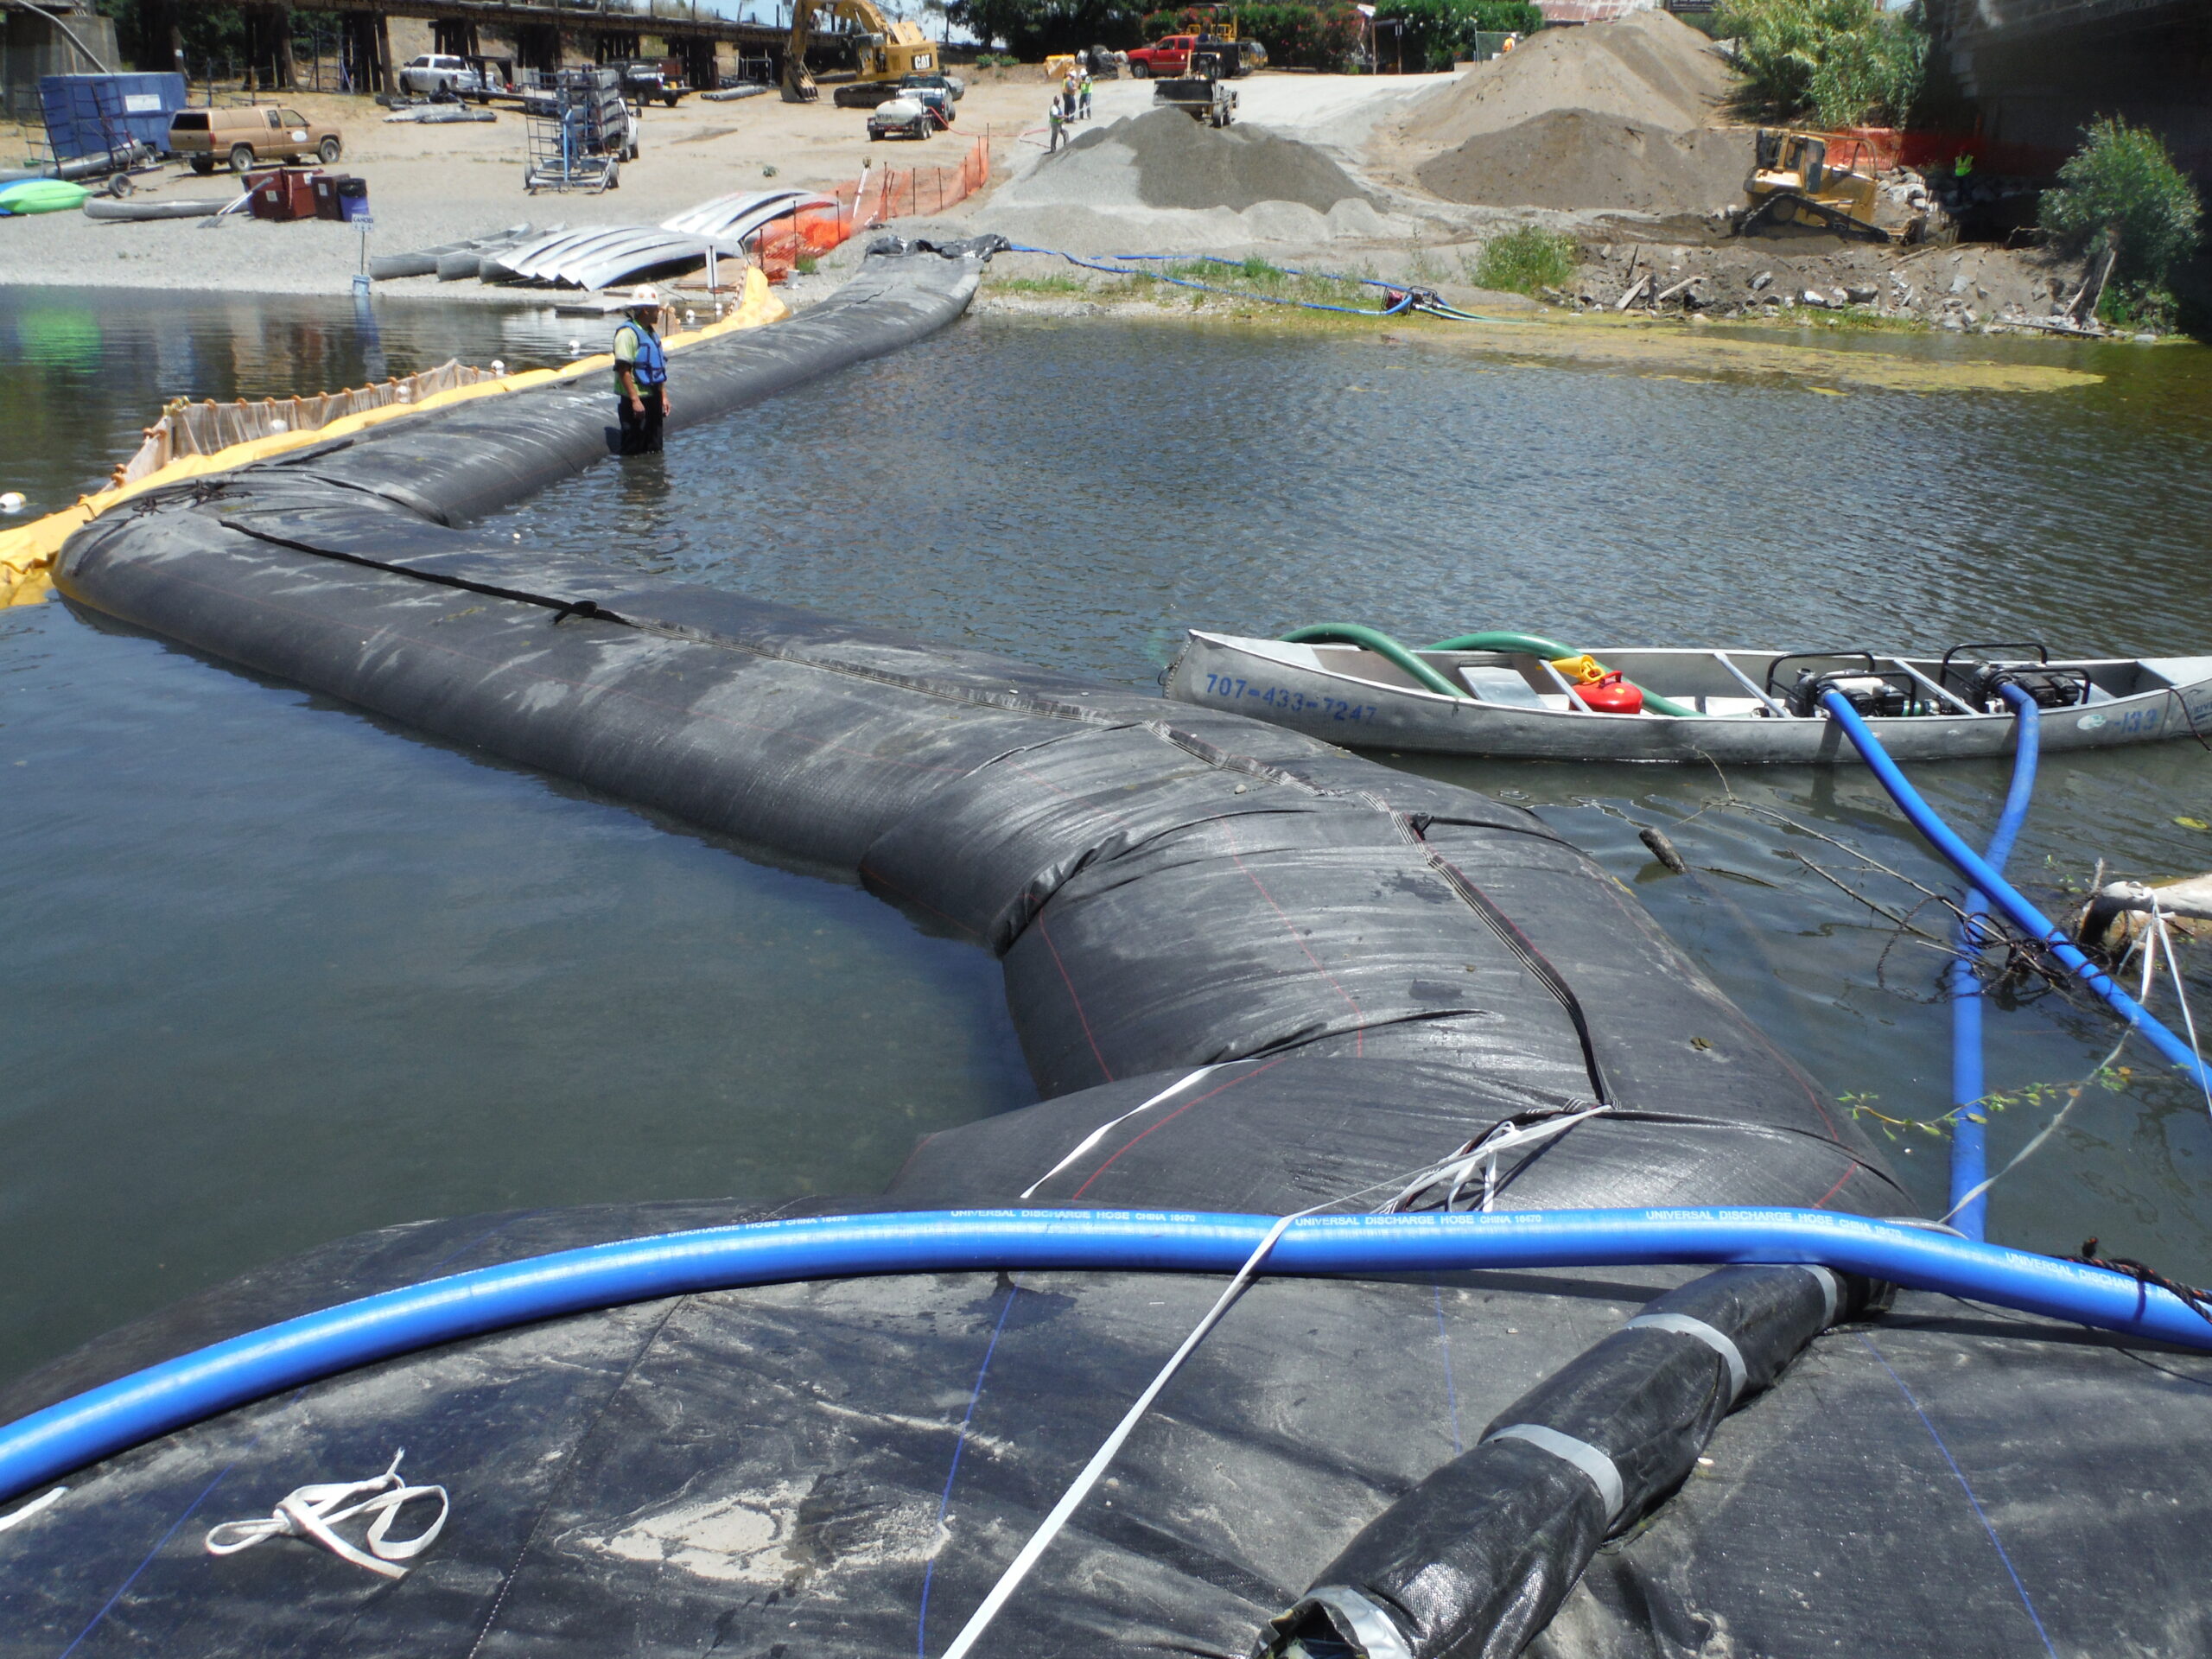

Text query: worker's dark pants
(618, 387), (664, 455)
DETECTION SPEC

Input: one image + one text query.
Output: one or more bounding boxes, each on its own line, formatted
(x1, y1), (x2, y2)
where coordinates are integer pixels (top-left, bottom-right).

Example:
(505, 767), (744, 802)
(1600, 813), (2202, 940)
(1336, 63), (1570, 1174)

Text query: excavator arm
(783, 0), (930, 102)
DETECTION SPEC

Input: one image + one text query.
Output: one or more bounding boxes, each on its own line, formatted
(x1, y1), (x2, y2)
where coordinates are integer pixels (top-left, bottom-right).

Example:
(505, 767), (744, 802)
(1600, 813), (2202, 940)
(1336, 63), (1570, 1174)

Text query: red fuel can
(1573, 671), (1644, 715)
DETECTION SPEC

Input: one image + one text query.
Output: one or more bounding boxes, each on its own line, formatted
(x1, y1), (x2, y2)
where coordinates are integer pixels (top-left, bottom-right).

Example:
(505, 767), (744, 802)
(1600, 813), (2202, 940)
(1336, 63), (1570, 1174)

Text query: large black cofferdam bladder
(10, 241), (2075, 1659)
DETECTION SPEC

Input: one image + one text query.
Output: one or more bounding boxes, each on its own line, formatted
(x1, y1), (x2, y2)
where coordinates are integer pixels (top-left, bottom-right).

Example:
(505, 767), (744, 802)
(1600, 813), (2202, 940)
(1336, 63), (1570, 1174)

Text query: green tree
(1233, 3), (1363, 68)
(2038, 117), (2203, 324)
(1465, 1), (1541, 34)
(949, 0), (1150, 53)
(1713, 0), (1925, 129)
(1370, 0), (1458, 71)
(1369, 0), (1539, 72)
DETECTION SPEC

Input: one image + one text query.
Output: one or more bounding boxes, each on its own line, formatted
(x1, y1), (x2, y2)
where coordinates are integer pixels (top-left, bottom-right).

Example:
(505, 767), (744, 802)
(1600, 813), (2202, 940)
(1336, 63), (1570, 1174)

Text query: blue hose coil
(1949, 683), (2043, 1238)
(3, 1205), (2209, 1506)
(1821, 690), (2212, 1091)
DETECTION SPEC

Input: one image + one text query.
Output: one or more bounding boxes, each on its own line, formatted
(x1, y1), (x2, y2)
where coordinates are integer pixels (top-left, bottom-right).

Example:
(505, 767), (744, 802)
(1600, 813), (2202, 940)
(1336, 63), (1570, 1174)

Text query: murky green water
(5, 286), (2212, 1385)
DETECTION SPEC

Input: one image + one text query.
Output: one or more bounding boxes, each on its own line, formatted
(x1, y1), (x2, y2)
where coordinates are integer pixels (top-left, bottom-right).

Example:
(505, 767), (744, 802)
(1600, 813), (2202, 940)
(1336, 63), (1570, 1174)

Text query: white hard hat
(626, 284), (663, 310)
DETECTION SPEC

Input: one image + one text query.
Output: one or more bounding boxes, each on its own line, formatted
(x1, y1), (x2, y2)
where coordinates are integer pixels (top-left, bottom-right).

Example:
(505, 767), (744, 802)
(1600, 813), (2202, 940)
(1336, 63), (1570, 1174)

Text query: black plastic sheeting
(10, 243), (2211, 1658)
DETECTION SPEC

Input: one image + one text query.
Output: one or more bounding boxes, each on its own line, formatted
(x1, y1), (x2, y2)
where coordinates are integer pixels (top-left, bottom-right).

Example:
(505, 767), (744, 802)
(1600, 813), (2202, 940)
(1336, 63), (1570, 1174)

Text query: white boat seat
(1691, 696), (1766, 716)
(1458, 666), (1549, 708)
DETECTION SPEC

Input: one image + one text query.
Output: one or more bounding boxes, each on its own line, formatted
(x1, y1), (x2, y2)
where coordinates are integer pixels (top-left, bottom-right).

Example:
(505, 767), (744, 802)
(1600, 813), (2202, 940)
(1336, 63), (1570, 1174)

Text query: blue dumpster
(38, 73), (188, 160)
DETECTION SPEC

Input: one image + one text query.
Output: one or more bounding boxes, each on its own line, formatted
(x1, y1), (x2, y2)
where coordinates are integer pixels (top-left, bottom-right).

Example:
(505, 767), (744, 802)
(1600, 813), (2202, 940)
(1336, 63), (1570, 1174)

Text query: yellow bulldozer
(1740, 130), (1890, 243)
(782, 0), (942, 105)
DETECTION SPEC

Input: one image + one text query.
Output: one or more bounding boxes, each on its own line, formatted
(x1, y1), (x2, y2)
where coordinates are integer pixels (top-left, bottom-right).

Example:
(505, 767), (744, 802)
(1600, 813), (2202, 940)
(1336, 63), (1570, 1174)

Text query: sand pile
(1418, 110), (1751, 213)
(1004, 107), (1373, 213)
(1397, 9), (1732, 149)
(1385, 10), (1745, 217)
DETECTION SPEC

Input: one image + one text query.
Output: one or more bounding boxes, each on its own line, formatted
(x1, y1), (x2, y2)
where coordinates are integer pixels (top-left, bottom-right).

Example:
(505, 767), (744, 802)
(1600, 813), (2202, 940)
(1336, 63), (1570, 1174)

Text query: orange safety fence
(753, 134), (992, 284)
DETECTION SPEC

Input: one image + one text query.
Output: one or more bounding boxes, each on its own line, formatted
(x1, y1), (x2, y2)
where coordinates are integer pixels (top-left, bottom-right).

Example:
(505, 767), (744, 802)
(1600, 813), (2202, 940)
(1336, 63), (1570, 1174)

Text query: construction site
(3, 0), (2186, 340)
(10, 2), (2212, 1656)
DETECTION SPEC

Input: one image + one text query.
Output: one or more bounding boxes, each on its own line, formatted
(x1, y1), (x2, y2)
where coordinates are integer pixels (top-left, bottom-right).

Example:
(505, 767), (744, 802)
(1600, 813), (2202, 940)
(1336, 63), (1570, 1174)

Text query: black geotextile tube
(24, 245), (1937, 1659)
(1255, 1265), (1891, 1659)
(51, 240), (1906, 1229)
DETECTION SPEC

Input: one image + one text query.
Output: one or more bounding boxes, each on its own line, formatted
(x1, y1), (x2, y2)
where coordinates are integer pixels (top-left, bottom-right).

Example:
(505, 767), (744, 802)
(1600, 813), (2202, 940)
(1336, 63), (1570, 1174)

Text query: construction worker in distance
(613, 285), (670, 456)
(1078, 64), (1093, 119)
(1047, 97), (1065, 152)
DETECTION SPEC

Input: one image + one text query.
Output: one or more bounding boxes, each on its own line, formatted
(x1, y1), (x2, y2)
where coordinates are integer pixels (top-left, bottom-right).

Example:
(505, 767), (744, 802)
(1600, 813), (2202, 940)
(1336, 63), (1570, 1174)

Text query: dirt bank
(1564, 231), (2098, 334)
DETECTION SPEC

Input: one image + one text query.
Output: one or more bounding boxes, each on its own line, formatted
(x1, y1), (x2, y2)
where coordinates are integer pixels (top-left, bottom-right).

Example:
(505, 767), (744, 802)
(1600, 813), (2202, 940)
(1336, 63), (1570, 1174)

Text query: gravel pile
(1004, 107), (1371, 213)
(1418, 111), (1751, 214)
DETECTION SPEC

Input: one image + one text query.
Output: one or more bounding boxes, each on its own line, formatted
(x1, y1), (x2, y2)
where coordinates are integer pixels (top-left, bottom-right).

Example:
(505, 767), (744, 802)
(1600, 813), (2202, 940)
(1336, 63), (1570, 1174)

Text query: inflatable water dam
(5, 240), (2210, 1658)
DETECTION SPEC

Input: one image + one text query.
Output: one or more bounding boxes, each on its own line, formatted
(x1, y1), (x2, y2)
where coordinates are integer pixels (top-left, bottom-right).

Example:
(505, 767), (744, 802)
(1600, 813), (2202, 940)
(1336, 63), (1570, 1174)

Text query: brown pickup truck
(169, 106), (344, 175)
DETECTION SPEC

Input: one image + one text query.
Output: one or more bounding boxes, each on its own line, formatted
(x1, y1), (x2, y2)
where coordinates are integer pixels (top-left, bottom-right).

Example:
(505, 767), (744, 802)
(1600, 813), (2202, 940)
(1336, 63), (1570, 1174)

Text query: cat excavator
(782, 0), (941, 105)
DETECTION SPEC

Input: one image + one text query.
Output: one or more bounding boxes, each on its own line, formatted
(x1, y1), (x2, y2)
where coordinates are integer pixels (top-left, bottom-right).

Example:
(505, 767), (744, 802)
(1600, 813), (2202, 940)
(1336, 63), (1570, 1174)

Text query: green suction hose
(1426, 631), (1703, 718)
(1279, 626), (1703, 718)
(1280, 624), (1469, 700)
(1426, 631), (1577, 657)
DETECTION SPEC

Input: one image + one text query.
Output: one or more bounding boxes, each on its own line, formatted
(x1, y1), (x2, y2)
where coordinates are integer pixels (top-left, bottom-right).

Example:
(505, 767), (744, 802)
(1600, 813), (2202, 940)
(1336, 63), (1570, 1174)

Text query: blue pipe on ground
(1949, 683), (2043, 1239)
(1821, 690), (2212, 1092)
(4, 1205), (2210, 1506)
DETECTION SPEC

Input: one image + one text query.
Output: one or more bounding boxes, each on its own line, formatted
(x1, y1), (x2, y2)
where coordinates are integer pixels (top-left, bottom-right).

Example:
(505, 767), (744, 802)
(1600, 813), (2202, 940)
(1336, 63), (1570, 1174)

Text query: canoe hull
(1165, 632), (2212, 764)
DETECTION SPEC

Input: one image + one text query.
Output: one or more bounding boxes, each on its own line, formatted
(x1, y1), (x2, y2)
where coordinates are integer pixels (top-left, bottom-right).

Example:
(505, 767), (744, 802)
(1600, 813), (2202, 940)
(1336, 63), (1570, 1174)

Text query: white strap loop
(206, 1450), (448, 1580)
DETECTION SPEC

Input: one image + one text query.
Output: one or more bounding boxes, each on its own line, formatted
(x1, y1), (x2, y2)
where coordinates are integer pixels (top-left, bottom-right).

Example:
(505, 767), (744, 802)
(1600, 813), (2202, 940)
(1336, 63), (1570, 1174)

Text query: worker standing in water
(613, 285), (670, 456)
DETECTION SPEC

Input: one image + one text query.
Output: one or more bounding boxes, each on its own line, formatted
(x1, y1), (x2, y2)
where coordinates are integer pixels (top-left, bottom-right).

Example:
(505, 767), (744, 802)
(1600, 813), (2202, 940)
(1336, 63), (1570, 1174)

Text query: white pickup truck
(397, 54), (486, 97)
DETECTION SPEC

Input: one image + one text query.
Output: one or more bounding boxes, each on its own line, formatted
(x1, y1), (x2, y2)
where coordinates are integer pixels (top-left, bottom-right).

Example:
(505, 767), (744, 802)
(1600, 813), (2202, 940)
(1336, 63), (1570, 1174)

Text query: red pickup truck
(1127, 35), (1258, 77)
(1126, 35), (1199, 77)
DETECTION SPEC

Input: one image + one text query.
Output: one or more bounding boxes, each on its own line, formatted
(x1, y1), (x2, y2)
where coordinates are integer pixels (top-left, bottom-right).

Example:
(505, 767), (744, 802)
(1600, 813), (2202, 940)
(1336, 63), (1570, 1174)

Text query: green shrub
(1234, 3), (1364, 69)
(1471, 225), (1577, 294)
(1713, 0), (1925, 128)
(2038, 117), (2203, 322)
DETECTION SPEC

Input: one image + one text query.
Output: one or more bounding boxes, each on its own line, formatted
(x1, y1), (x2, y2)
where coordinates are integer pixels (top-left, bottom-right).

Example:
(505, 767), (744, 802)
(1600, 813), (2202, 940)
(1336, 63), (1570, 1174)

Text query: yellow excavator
(1741, 130), (1890, 243)
(782, 0), (941, 105)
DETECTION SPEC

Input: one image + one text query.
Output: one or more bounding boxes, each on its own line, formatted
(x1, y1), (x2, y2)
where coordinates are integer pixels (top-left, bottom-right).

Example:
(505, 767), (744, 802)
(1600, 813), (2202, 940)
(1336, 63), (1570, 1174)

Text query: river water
(5, 284), (2211, 1386)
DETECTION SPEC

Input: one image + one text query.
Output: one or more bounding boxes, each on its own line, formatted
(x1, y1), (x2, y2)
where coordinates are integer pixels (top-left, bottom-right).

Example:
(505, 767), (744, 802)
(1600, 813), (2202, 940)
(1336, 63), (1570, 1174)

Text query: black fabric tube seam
(1406, 817), (1614, 1107)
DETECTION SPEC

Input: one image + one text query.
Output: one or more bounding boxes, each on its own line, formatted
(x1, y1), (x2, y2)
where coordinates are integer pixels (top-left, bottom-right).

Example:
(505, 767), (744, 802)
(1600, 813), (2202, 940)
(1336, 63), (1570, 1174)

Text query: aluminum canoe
(1164, 632), (2212, 763)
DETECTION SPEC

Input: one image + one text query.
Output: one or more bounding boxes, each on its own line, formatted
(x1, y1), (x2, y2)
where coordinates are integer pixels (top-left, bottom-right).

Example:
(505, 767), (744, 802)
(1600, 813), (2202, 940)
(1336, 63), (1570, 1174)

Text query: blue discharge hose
(4, 1205), (2211, 1506)
(1949, 683), (2042, 1239)
(1821, 690), (2212, 1094)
